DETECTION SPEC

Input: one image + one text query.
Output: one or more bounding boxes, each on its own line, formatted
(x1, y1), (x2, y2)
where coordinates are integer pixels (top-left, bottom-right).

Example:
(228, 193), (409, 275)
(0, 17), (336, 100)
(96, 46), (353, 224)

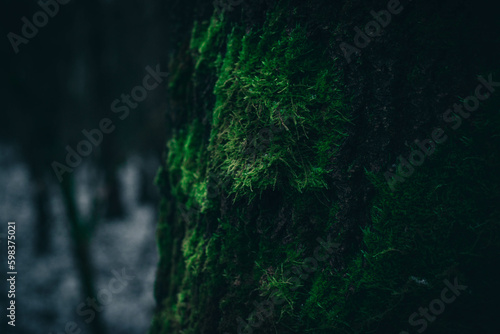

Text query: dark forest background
(1, 1), (180, 333)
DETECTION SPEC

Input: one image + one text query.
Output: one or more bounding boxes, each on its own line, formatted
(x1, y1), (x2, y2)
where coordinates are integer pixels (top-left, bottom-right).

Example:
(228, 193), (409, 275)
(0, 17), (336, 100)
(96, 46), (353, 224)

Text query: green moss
(206, 7), (350, 199)
(151, 1), (500, 334)
(297, 102), (500, 333)
(166, 120), (209, 210)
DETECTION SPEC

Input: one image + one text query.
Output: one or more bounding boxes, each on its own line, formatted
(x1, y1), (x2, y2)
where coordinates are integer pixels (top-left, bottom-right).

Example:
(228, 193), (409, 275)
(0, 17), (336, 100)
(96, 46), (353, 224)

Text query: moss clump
(205, 6), (350, 198)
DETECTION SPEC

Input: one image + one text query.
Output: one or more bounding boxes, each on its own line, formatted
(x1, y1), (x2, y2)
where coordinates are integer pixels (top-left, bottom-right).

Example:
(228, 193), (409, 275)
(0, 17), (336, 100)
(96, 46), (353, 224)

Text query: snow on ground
(0, 145), (158, 334)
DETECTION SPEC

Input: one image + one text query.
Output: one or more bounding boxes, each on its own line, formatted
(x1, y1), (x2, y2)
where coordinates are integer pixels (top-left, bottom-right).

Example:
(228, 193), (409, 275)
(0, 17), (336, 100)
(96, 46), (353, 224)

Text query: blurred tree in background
(1, 1), (171, 333)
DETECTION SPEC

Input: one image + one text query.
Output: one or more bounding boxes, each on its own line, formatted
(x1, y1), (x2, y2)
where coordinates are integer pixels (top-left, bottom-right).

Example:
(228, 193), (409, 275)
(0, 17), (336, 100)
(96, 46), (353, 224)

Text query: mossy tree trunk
(150, 1), (500, 333)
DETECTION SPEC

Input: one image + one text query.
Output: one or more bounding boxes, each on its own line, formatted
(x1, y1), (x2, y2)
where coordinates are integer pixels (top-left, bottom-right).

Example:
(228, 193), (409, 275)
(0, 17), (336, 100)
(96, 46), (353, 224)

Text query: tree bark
(151, 1), (500, 333)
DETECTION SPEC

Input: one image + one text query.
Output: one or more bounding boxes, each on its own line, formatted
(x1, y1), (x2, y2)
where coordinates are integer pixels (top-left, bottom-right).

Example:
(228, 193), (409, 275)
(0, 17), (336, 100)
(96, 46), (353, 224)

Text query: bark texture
(150, 1), (500, 333)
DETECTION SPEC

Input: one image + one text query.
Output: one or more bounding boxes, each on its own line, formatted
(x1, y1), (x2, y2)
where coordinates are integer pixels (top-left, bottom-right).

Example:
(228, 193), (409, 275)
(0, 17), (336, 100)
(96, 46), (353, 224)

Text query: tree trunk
(150, 1), (500, 333)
